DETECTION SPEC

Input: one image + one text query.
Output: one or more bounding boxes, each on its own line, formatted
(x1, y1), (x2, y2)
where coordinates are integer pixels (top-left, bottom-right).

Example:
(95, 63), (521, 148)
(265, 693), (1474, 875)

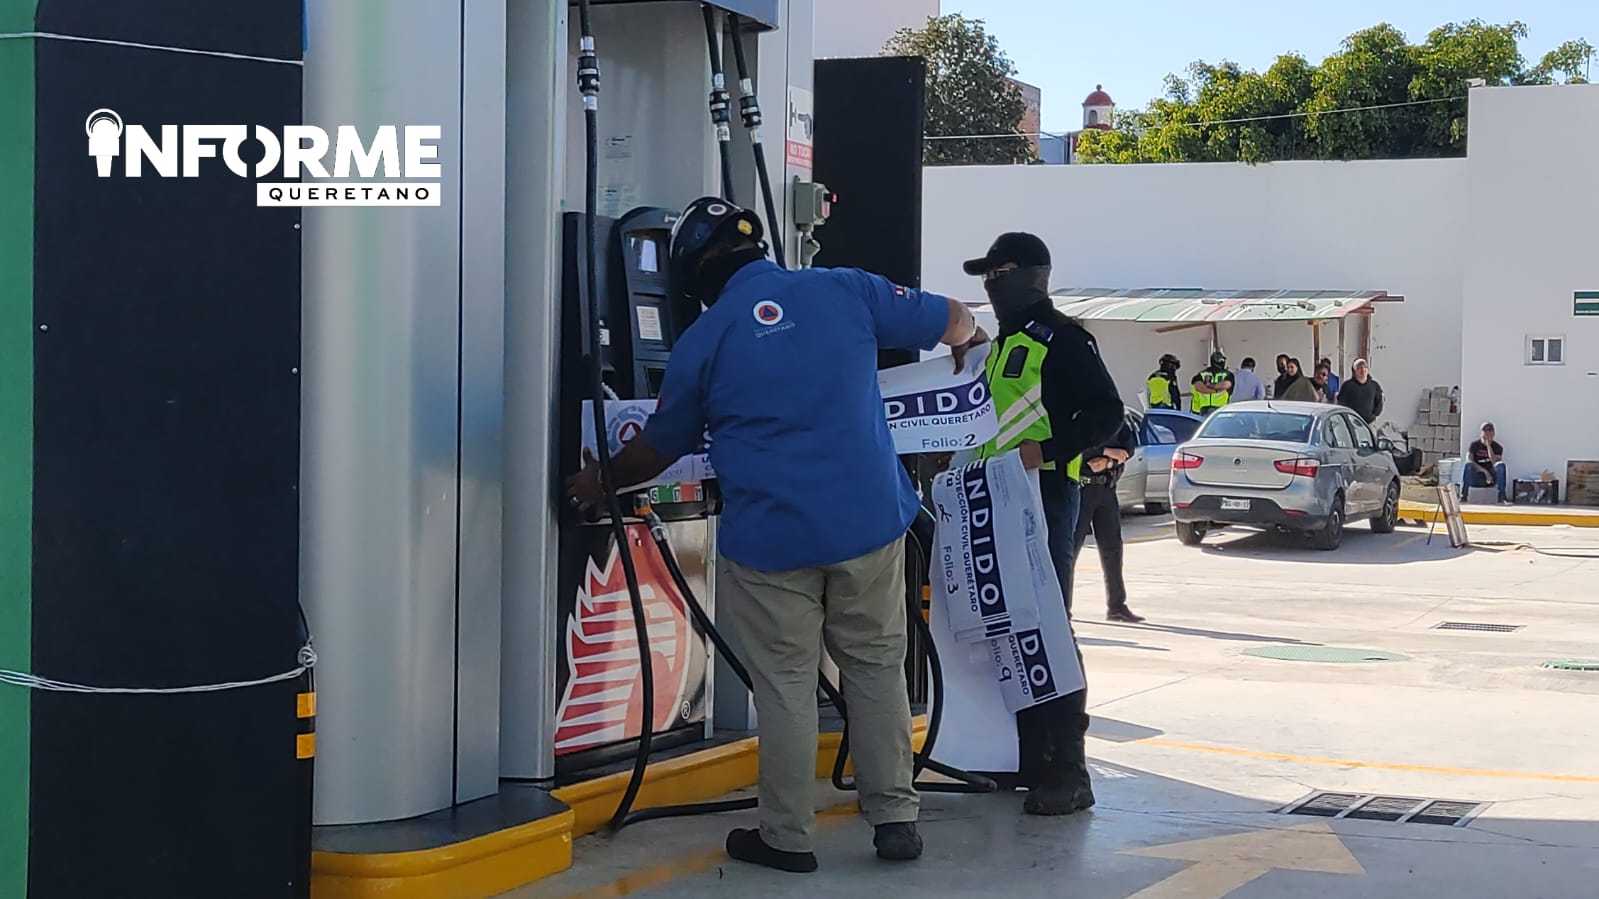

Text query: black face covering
(984, 265), (1052, 324)
(695, 246), (768, 305)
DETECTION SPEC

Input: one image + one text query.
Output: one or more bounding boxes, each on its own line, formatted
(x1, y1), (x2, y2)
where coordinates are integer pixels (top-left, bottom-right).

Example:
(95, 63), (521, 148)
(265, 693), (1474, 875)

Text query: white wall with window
(1460, 84), (1599, 486)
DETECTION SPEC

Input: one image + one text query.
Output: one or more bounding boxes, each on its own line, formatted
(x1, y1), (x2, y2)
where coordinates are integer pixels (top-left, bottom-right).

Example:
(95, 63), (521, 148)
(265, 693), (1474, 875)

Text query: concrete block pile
(1406, 386), (1461, 469)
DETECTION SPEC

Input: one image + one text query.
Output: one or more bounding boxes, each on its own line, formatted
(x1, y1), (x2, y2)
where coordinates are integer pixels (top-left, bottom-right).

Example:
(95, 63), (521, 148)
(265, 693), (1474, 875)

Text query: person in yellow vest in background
(1189, 351), (1235, 416)
(1146, 354), (1182, 410)
(965, 232), (1123, 817)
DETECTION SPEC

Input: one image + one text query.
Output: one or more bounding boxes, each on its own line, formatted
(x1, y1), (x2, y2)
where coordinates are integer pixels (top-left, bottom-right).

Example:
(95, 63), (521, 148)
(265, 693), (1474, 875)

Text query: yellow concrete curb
(1398, 501), (1599, 528)
(311, 717), (929, 899)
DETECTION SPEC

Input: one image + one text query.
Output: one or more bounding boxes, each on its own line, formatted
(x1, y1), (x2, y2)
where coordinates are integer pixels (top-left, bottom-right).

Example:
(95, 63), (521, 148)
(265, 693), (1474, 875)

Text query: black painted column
(23, 3), (305, 897)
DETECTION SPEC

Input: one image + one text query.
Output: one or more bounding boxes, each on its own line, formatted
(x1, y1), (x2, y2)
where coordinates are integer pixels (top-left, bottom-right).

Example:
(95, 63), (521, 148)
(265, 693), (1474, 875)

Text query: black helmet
(1210, 351), (1227, 368)
(668, 197), (766, 305)
(1160, 353), (1181, 371)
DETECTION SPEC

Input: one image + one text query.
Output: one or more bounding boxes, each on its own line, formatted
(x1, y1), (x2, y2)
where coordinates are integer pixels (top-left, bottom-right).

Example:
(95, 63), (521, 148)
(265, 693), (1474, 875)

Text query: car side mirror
(1376, 437), (1394, 452)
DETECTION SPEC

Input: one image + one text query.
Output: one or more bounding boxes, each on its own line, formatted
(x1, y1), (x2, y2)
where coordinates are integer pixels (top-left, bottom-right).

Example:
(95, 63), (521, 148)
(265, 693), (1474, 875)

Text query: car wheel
(1314, 496), (1345, 551)
(1175, 521), (1206, 546)
(1145, 500), (1169, 516)
(1371, 482), (1400, 534)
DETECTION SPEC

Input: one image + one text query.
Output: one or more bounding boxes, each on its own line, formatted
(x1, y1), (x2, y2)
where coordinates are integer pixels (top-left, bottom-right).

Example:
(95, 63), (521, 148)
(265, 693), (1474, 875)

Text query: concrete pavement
(505, 519), (1599, 899)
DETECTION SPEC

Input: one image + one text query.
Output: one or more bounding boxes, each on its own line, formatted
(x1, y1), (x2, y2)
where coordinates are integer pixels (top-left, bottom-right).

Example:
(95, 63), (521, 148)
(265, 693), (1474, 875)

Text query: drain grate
(1284, 792), (1488, 827)
(1433, 621), (1524, 633)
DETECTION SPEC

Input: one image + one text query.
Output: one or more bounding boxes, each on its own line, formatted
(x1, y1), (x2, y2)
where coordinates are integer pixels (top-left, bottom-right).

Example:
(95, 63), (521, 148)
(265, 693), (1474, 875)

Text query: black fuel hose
(726, 14), (786, 268)
(575, 0), (658, 835)
(700, 5), (737, 202)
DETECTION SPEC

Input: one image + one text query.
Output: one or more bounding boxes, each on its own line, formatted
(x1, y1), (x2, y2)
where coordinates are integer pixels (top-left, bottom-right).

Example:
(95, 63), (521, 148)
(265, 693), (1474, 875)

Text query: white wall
(923, 159), (1470, 427)
(1460, 84), (1599, 485)
(813, 0), (937, 58)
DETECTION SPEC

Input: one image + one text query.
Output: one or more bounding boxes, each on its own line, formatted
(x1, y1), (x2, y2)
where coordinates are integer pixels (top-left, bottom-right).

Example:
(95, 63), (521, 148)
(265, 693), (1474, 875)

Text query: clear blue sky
(943, 0), (1598, 133)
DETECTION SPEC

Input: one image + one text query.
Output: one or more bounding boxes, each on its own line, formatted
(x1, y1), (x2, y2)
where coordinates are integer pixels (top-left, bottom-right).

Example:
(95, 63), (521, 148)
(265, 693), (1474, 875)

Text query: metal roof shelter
(1043, 288), (1405, 372)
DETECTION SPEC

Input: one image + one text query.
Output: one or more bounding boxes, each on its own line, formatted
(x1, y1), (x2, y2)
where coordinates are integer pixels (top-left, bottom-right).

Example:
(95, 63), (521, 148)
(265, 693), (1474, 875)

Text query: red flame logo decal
(555, 524), (694, 754)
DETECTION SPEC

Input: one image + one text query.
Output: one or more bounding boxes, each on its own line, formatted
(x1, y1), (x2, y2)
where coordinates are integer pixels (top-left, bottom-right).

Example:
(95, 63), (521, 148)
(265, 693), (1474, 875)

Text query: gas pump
(551, 203), (722, 779)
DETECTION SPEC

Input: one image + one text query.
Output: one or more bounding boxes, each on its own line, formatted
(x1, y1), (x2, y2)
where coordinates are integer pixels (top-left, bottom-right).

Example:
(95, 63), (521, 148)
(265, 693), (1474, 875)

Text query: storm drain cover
(1434, 622), (1524, 633)
(1284, 792), (1487, 827)
(1542, 659), (1599, 671)
(1243, 646), (1409, 663)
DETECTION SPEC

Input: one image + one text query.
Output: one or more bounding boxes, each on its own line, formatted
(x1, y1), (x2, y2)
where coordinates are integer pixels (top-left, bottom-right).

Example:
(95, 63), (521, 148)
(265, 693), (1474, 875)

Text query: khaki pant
(721, 539), (920, 852)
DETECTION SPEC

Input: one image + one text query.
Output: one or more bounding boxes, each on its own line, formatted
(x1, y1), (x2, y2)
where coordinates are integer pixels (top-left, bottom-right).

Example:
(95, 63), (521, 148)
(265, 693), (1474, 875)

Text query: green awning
(1042, 289), (1399, 325)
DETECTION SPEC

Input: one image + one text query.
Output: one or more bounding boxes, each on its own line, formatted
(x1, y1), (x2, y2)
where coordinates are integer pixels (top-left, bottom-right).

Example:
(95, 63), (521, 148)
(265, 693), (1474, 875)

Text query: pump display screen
(629, 236), (659, 274)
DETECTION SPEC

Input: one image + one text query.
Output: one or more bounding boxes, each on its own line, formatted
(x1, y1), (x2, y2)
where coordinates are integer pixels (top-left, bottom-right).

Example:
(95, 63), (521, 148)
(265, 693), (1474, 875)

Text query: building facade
(922, 83), (1599, 497)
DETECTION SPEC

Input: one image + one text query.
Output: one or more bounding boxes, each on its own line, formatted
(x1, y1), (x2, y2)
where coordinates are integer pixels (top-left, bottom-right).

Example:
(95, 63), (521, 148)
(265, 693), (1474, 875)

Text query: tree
(1078, 19), (1592, 165)
(884, 15), (1034, 166)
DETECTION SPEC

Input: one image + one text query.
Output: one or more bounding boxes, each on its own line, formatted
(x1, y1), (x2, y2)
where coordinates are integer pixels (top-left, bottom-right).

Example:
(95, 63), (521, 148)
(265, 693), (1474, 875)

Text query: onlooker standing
(1319, 358), (1341, 398)
(1311, 364), (1333, 402)
(1271, 354), (1292, 399)
(1336, 359), (1385, 424)
(1462, 422), (1510, 505)
(1232, 357), (1266, 401)
(1277, 358), (1320, 402)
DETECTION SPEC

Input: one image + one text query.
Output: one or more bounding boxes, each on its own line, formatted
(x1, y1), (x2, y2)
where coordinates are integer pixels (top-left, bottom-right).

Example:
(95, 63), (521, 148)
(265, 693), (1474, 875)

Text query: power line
(923, 94), (1466, 142)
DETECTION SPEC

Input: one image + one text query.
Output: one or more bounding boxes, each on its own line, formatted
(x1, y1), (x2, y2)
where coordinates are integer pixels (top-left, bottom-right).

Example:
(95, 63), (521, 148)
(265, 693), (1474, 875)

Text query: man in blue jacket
(569, 197), (987, 874)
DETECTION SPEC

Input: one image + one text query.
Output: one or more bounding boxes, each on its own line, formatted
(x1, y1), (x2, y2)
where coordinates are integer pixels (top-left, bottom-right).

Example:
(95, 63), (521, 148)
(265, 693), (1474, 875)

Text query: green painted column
(0, 4), (36, 897)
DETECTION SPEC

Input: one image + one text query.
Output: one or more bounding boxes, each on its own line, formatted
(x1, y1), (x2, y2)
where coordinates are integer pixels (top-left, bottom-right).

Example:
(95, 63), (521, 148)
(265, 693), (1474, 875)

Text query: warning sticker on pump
(787, 86), (814, 170)
(637, 305), (663, 342)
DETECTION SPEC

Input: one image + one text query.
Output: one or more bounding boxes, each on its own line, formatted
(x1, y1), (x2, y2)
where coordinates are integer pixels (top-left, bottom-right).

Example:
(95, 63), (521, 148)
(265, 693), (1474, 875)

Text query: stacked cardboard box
(1407, 387), (1461, 468)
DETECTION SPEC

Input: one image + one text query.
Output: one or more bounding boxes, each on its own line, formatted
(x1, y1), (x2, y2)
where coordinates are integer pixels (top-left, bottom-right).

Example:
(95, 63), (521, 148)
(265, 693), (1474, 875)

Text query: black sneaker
(1106, 606), (1146, 623)
(873, 822), (923, 861)
(725, 828), (818, 873)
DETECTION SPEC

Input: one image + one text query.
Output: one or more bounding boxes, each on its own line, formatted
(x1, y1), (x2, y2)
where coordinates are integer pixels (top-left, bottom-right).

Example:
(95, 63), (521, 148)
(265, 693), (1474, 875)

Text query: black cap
(963, 232), (1051, 276)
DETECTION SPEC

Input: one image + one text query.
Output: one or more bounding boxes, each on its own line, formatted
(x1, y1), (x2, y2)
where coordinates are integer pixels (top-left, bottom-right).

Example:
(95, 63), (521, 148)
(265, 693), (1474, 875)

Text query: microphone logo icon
(86, 109), (124, 177)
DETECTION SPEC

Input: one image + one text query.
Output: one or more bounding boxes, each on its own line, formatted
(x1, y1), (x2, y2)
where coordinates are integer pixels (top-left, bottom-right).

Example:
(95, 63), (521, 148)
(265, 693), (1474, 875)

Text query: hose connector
(578, 36), (600, 110)
(737, 85), (762, 132)
(709, 78), (732, 142)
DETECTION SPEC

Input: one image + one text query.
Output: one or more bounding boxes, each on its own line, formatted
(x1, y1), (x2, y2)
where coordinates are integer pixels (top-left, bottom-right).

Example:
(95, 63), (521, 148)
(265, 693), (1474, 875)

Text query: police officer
(966, 232), (1123, 816)
(1190, 351), (1234, 416)
(1072, 418), (1146, 623)
(1147, 354), (1182, 410)
(568, 198), (986, 873)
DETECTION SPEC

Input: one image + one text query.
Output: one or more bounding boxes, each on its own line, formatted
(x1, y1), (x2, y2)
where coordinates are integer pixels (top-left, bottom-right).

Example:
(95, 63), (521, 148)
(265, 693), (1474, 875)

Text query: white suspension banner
(878, 344), (997, 455)
(926, 450), (1085, 772)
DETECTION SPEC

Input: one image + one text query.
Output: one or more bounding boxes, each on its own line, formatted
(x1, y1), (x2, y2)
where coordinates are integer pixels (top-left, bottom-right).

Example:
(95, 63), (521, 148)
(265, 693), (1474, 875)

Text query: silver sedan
(1117, 407), (1204, 515)
(1168, 401), (1402, 550)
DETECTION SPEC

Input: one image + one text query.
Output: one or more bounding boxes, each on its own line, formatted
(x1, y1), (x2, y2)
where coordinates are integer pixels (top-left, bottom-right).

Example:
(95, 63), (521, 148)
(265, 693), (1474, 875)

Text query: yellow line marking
(1135, 738), (1599, 784)
(556, 805), (860, 899)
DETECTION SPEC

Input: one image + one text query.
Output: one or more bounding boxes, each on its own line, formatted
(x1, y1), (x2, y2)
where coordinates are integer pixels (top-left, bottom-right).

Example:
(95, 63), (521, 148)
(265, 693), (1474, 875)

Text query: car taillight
(1173, 452), (1203, 470)
(1275, 458), (1320, 478)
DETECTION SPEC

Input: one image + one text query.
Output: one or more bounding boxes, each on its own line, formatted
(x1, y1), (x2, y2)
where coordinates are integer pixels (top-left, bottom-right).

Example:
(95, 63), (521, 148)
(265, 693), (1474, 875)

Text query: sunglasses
(983, 262), (1020, 282)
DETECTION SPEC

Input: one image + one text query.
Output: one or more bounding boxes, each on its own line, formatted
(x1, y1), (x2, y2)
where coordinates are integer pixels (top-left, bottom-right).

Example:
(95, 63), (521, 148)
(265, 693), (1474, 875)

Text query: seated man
(1461, 422), (1509, 505)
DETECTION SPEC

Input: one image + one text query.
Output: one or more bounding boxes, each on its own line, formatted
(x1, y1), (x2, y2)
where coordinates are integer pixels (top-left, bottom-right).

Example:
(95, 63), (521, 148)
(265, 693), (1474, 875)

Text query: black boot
(726, 829), (818, 873)
(873, 822), (923, 861)
(1107, 605), (1145, 623)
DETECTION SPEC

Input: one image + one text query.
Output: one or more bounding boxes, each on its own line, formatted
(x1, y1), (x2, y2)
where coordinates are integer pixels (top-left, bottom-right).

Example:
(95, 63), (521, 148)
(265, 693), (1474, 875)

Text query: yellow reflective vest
(1191, 369), (1232, 415)
(1147, 372), (1178, 409)
(978, 325), (1083, 479)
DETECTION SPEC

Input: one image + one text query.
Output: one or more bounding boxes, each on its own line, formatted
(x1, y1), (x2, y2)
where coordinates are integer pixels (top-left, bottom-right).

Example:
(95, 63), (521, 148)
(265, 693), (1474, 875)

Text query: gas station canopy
(1048, 288), (1401, 327)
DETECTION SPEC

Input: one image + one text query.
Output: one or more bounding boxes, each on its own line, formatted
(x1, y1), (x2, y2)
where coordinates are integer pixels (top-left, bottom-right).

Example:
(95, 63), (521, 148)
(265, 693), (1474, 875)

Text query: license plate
(1221, 498), (1251, 511)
